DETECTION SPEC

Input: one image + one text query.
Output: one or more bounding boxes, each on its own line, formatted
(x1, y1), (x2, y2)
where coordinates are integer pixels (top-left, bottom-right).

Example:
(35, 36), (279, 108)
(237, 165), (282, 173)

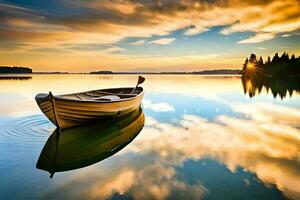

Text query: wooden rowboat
(36, 107), (144, 178)
(35, 76), (145, 129)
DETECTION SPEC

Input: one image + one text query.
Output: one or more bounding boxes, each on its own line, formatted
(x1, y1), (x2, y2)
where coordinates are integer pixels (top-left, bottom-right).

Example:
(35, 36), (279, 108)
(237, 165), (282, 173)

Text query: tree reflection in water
(241, 76), (300, 99)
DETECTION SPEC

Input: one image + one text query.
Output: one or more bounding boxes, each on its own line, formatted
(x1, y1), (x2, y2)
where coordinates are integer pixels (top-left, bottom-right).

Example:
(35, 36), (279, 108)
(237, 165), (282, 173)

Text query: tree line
(0, 66), (33, 74)
(242, 52), (300, 76)
(90, 70), (113, 74)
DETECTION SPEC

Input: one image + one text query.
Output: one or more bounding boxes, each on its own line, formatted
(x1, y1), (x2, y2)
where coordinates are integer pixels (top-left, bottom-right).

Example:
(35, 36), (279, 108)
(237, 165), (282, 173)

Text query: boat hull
(35, 87), (144, 129)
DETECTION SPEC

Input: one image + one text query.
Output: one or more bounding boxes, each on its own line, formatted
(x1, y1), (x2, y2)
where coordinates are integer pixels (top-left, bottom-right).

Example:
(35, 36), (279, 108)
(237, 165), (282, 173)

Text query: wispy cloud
(184, 26), (210, 36)
(256, 47), (267, 50)
(281, 32), (300, 37)
(101, 45), (126, 54)
(238, 33), (276, 44)
(129, 40), (145, 46)
(149, 38), (176, 45)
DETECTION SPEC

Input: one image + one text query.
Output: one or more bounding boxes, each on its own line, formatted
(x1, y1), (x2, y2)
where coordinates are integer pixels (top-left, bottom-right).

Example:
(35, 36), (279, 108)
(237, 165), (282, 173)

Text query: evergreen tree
(280, 52), (289, 62)
(243, 58), (248, 67)
(249, 53), (257, 64)
(258, 56), (263, 65)
(291, 54), (296, 61)
(272, 53), (280, 63)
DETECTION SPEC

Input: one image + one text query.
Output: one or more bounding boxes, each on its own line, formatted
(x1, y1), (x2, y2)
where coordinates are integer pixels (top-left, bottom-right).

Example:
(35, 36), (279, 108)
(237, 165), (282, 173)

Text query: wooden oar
(131, 76), (145, 94)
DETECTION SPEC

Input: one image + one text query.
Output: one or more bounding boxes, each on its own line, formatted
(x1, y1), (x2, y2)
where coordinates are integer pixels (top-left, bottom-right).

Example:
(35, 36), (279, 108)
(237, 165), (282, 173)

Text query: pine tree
(258, 56), (263, 65)
(272, 53), (280, 63)
(249, 54), (257, 64)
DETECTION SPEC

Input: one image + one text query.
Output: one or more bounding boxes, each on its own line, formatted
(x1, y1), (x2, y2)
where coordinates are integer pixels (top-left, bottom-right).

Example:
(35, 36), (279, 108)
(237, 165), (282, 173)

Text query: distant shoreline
(0, 69), (242, 75)
(0, 72), (242, 75)
(89, 69), (241, 75)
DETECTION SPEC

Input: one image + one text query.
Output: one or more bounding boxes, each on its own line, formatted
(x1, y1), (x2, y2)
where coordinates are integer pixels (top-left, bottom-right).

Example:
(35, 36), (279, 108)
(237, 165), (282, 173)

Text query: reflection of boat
(35, 76), (145, 129)
(36, 107), (144, 178)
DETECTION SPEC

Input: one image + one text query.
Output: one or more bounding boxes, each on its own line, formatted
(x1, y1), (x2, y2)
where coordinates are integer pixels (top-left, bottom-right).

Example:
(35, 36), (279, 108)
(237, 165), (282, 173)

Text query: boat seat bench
(92, 94), (137, 100)
(73, 94), (137, 101)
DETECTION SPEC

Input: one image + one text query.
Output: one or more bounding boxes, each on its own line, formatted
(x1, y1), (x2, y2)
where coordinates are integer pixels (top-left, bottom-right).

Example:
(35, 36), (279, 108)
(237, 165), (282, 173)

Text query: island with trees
(241, 52), (300, 99)
(0, 66), (33, 74)
(242, 52), (300, 77)
(90, 70), (114, 74)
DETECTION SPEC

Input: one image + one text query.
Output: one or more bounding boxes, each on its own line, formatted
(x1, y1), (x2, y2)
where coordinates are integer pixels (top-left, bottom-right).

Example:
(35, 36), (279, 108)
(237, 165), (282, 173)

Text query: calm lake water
(0, 75), (299, 200)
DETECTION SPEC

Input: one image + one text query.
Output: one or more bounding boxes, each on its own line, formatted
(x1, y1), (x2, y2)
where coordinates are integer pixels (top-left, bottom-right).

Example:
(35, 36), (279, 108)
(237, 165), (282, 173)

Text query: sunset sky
(0, 0), (300, 72)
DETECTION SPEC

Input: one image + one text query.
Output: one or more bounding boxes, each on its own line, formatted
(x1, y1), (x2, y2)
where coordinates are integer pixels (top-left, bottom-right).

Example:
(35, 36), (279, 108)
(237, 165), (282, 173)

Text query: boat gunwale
(52, 87), (144, 104)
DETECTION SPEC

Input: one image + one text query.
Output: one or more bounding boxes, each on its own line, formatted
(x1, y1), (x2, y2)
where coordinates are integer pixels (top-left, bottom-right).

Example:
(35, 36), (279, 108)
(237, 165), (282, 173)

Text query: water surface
(0, 75), (299, 200)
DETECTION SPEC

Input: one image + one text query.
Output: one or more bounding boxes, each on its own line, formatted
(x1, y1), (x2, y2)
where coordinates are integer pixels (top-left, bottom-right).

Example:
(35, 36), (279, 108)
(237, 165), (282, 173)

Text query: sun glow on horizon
(247, 63), (254, 69)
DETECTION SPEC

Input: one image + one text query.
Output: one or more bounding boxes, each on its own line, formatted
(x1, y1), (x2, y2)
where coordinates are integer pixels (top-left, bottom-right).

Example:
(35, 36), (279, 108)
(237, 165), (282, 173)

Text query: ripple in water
(0, 115), (54, 144)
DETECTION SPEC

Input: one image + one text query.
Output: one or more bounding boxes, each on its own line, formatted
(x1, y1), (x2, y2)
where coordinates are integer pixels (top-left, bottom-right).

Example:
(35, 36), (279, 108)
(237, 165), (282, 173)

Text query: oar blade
(138, 76), (145, 85)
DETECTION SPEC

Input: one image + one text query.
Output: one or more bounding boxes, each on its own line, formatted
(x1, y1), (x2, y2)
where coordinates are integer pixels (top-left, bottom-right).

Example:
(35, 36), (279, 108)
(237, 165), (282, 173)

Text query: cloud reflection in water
(41, 102), (300, 200)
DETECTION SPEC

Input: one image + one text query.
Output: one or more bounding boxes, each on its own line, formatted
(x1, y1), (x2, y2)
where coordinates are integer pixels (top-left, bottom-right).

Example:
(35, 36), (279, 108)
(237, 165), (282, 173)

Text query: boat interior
(58, 87), (143, 102)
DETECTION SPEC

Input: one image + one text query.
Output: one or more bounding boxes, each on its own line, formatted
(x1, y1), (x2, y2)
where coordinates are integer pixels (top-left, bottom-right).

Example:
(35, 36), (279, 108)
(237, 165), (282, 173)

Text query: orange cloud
(1, 0), (299, 44)
(0, 0), (299, 70)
